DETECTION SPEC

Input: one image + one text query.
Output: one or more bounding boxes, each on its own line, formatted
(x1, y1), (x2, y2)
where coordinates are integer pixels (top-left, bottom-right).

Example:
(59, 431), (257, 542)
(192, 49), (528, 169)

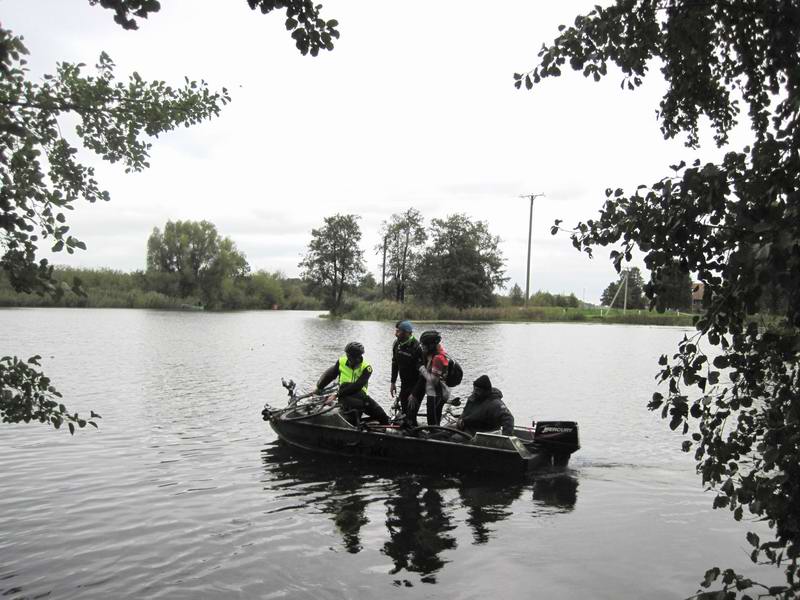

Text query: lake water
(0, 309), (780, 599)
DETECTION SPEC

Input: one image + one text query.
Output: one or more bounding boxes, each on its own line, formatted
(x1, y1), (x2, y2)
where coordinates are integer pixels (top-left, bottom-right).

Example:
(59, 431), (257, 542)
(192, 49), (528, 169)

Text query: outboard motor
(532, 421), (580, 466)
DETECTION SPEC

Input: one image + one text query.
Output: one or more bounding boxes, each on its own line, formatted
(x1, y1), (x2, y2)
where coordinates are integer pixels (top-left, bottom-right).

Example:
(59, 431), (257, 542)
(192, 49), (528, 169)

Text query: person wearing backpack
(408, 330), (450, 426)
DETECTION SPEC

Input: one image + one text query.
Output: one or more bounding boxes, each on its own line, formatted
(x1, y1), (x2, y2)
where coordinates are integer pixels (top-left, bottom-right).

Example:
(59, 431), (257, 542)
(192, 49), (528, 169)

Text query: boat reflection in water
(261, 443), (578, 584)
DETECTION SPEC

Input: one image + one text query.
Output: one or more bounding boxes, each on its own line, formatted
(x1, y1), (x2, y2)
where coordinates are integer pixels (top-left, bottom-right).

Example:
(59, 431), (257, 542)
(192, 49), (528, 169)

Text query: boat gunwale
(271, 415), (530, 456)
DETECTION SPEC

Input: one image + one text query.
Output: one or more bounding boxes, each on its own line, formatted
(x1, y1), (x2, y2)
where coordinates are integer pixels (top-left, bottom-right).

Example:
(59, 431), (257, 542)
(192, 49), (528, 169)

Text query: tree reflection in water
(382, 477), (457, 583)
(327, 478), (370, 554)
(458, 477), (525, 545)
(261, 443), (578, 583)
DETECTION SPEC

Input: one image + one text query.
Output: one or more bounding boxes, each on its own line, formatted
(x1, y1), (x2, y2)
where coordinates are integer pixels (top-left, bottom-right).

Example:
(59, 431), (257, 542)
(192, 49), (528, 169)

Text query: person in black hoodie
(390, 320), (423, 418)
(457, 375), (515, 436)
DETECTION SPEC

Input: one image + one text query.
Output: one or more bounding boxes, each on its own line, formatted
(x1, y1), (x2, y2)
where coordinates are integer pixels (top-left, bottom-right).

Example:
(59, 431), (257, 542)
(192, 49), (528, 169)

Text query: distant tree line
(0, 220), (322, 310)
(9, 212), (707, 314)
(301, 210), (509, 312)
(1, 214), (735, 315)
(504, 284), (582, 308)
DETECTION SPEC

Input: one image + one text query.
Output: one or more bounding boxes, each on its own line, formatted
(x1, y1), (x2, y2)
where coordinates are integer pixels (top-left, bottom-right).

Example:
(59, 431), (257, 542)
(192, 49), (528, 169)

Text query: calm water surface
(0, 309), (779, 599)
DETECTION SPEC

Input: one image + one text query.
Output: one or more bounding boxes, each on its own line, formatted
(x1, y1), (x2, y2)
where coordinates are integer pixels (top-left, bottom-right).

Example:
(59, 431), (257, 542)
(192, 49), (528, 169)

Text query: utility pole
(605, 270), (629, 316)
(623, 271), (629, 313)
(519, 193), (545, 306)
(380, 233), (388, 299)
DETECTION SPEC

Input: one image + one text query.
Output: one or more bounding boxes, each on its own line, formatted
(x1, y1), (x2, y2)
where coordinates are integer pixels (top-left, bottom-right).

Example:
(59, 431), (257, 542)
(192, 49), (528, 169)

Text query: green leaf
(767, 587), (788, 595)
(702, 567), (720, 587)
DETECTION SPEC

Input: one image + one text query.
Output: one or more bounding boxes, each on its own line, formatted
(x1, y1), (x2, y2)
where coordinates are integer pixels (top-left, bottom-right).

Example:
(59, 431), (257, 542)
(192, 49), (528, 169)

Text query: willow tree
(146, 220), (249, 305)
(520, 2), (800, 597)
(1, 0), (339, 432)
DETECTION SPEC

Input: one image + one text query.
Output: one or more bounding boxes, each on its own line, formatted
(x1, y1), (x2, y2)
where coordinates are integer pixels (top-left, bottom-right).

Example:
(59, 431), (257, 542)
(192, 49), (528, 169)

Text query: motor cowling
(533, 421), (580, 455)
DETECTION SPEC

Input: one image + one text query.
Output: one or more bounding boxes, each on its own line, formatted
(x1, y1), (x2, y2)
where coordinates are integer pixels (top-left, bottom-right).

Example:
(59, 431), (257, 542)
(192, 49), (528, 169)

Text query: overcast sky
(4, 1), (728, 302)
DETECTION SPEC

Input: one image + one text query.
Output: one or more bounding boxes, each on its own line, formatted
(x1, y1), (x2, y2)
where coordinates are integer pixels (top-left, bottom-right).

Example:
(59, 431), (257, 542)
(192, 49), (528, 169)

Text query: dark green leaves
(0, 29), (231, 299)
(0, 355), (100, 432)
(532, 2), (800, 597)
(88, 0), (162, 31)
(648, 391), (663, 409)
(713, 355), (729, 369)
(247, 0), (339, 56)
(90, 0), (341, 57)
(703, 567), (720, 587)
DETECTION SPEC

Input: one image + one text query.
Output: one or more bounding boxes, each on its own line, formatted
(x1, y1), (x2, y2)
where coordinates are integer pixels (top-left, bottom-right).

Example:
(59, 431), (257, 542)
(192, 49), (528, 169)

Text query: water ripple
(0, 309), (783, 599)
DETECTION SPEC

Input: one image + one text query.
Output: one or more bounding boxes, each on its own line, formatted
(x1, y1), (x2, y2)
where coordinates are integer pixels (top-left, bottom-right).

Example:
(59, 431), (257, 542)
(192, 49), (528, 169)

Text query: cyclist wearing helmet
(407, 330), (450, 426)
(315, 341), (389, 426)
(390, 320), (423, 418)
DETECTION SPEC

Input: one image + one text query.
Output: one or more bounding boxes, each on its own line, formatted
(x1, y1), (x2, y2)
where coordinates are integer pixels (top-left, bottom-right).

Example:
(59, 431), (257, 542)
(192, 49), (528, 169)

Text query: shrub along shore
(0, 267), (320, 311)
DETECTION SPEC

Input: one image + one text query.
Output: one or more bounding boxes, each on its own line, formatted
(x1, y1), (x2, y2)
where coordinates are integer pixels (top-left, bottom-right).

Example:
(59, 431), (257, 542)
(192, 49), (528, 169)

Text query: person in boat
(315, 341), (390, 426)
(456, 375), (515, 436)
(408, 330), (450, 426)
(390, 320), (423, 419)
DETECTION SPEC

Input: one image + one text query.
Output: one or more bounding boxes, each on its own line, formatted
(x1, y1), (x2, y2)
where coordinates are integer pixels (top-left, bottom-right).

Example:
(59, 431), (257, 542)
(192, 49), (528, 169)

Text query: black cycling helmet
(344, 341), (365, 357)
(419, 330), (441, 347)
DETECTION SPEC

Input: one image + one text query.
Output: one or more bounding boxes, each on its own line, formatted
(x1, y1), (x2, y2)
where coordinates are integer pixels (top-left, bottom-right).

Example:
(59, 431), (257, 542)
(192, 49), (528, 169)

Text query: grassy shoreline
(336, 300), (696, 327)
(0, 291), (696, 327)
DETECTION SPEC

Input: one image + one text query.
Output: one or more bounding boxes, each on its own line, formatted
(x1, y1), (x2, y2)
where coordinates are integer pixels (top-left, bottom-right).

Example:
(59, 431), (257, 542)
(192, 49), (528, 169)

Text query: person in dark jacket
(390, 320), (423, 418)
(457, 375), (514, 436)
(316, 341), (389, 426)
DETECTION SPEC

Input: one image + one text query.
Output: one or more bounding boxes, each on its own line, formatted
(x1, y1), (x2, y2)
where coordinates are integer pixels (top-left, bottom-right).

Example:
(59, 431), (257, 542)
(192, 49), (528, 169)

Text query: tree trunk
(331, 252), (339, 310)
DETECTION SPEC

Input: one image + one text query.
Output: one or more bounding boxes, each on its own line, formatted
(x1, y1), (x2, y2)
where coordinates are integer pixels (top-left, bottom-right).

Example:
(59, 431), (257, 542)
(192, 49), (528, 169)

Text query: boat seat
(313, 411), (353, 427)
(473, 432), (518, 451)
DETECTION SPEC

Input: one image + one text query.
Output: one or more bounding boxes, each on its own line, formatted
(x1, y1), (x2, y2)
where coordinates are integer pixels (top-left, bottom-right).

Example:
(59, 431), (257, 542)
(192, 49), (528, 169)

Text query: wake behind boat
(262, 379), (580, 476)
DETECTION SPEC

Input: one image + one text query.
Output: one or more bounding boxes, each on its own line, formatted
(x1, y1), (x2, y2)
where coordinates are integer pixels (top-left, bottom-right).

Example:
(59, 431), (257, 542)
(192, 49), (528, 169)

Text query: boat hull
(268, 412), (563, 475)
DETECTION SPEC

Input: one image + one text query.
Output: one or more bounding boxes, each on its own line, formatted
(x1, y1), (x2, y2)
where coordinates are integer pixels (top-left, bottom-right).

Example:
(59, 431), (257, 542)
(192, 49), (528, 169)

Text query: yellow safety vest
(338, 355), (370, 394)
